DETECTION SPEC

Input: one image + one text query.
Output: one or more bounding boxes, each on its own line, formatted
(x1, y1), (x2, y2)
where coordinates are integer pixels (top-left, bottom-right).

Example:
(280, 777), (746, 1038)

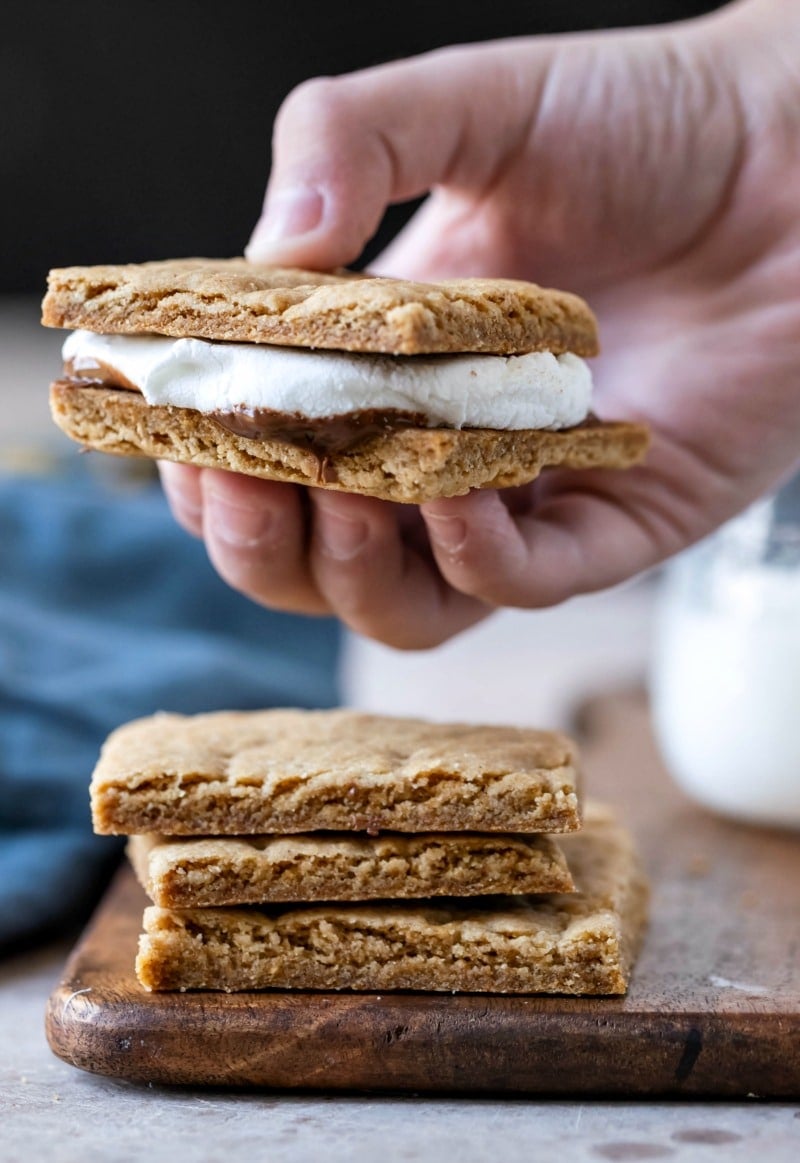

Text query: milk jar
(651, 472), (800, 828)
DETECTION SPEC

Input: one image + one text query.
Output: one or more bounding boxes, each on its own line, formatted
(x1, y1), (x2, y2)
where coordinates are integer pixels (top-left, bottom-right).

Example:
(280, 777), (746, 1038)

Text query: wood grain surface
(46, 692), (800, 1096)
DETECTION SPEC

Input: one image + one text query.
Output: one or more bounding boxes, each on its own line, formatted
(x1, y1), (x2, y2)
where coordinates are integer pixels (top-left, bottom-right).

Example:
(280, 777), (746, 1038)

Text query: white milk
(651, 497), (800, 829)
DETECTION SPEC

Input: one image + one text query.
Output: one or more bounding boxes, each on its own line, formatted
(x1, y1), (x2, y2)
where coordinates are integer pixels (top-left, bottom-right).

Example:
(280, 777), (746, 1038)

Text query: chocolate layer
(212, 405), (429, 456)
(64, 358), (141, 393)
(60, 372), (431, 480)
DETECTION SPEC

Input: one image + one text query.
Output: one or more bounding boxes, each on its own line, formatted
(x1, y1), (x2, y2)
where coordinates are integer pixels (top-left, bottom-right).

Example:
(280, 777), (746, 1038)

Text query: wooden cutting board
(46, 691), (800, 1096)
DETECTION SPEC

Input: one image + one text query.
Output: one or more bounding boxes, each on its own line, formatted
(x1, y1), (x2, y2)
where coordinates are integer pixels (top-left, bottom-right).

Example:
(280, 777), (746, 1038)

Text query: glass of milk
(651, 472), (800, 828)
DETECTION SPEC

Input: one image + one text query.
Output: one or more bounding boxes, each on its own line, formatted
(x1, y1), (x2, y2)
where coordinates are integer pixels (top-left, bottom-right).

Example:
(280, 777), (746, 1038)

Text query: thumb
(245, 42), (552, 270)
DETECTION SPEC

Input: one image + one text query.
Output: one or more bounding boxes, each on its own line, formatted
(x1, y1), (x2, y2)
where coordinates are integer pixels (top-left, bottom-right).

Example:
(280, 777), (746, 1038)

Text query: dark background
(6, 0), (723, 292)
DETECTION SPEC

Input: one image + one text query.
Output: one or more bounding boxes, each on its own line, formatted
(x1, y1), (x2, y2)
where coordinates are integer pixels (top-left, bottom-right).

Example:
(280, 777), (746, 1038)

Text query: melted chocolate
(61, 367), (430, 483)
(64, 358), (140, 392)
(213, 407), (429, 484)
(211, 406), (428, 455)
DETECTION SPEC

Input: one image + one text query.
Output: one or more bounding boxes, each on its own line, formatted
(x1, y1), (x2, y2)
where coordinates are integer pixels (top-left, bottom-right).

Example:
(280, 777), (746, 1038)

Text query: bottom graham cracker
(50, 381), (649, 504)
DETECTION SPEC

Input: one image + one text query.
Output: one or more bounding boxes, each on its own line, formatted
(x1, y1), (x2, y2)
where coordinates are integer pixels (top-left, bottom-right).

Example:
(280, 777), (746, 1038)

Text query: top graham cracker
(90, 708), (581, 837)
(41, 258), (599, 357)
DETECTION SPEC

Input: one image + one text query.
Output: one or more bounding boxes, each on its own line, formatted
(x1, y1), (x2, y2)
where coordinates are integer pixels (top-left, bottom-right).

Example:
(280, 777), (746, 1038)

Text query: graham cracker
(42, 259), (598, 356)
(90, 709), (581, 836)
(135, 805), (649, 995)
(49, 382), (649, 504)
(127, 830), (576, 907)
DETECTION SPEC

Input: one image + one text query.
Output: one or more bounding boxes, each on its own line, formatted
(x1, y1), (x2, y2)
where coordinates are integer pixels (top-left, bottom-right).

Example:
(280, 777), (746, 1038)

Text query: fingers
(309, 491), (487, 649)
(421, 489), (585, 609)
(161, 466), (489, 645)
(199, 471), (330, 615)
(160, 459), (681, 643)
(162, 464), (328, 614)
(369, 190), (512, 282)
(159, 462), (204, 537)
(160, 418), (707, 643)
(245, 41), (550, 269)
(420, 458), (702, 609)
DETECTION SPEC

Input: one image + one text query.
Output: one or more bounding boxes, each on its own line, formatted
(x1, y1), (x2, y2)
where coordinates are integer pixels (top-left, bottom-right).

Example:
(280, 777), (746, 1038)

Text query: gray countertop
(2, 940), (798, 1163)
(1, 297), (798, 1161)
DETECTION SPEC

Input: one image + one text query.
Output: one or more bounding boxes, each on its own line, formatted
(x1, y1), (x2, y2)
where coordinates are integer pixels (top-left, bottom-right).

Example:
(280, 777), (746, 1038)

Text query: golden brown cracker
(50, 382), (648, 504)
(127, 830), (575, 907)
(91, 708), (582, 836)
(42, 258), (598, 356)
(135, 806), (648, 995)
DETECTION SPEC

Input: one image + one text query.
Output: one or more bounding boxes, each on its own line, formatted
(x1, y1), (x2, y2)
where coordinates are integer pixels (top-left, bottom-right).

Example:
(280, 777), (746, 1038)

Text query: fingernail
(426, 513), (468, 553)
(317, 510), (368, 561)
(206, 489), (274, 548)
(245, 186), (325, 256)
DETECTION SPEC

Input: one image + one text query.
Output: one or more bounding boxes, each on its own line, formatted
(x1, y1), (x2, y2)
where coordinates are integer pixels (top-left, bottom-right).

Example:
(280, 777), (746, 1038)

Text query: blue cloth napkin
(0, 450), (340, 952)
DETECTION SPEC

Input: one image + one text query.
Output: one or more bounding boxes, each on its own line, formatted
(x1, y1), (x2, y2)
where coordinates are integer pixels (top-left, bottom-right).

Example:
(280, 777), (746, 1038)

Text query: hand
(162, 0), (800, 648)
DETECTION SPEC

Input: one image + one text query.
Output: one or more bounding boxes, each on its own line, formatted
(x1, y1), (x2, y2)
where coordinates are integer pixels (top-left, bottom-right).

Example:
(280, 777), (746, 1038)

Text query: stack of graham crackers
(89, 708), (649, 995)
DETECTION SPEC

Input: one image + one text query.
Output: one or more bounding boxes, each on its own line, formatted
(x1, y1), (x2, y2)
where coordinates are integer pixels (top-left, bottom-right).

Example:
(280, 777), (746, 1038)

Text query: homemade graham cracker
(127, 830), (576, 907)
(42, 259), (599, 356)
(49, 384), (646, 504)
(135, 806), (648, 995)
(90, 709), (581, 836)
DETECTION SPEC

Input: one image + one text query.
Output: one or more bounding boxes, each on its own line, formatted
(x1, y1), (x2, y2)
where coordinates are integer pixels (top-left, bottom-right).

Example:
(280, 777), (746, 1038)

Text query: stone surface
(1, 945), (798, 1163)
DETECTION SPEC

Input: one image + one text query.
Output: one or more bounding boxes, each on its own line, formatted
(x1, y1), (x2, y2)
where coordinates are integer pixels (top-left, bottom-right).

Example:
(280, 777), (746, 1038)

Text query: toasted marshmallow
(62, 330), (592, 430)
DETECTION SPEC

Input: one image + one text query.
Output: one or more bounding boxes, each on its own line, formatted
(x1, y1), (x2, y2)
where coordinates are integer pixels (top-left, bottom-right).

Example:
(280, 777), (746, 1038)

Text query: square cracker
(49, 382), (649, 504)
(42, 258), (599, 356)
(91, 709), (581, 836)
(127, 829), (576, 908)
(135, 805), (649, 995)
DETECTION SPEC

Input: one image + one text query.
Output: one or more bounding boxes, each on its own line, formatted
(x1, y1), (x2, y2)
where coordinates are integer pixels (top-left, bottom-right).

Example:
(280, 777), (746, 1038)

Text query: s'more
(43, 259), (649, 502)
